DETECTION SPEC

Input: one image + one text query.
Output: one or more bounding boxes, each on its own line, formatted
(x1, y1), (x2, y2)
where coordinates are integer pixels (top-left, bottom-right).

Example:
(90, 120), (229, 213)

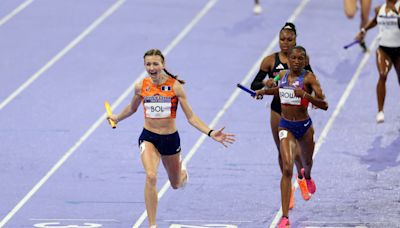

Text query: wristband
(207, 129), (214, 137)
(361, 28), (366, 34)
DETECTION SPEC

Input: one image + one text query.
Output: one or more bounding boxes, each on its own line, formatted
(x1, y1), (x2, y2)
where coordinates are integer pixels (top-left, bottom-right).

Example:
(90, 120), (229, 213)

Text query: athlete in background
(356, 0), (400, 123)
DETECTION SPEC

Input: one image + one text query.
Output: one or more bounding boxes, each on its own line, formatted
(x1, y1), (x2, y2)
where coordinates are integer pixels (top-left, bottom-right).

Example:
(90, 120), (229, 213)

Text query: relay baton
(237, 83), (256, 97)
(104, 101), (116, 129)
(273, 75), (280, 82)
(343, 40), (359, 49)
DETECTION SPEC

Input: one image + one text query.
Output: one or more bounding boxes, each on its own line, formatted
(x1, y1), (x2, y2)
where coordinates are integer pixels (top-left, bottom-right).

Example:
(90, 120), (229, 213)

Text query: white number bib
(144, 102), (171, 118)
(144, 96), (173, 118)
(279, 88), (301, 105)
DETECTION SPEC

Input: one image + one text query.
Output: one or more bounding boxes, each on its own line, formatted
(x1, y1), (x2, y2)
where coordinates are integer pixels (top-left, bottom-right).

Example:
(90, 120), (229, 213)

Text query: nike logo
(304, 121), (310, 127)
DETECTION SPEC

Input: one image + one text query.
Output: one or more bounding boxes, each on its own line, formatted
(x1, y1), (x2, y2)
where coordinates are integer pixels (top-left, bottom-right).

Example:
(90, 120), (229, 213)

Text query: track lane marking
(0, 0), (126, 111)
(0, 0), (34, 27)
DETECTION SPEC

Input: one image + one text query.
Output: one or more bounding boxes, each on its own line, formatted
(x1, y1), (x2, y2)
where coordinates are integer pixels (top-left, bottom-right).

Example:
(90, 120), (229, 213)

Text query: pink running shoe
(301, 168), (316, 194)
(278, 216), (290, 228)
(306, 178), (316, 194)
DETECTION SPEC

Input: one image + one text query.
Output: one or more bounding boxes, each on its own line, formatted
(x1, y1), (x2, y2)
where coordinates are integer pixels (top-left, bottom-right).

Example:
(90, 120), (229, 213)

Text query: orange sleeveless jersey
(141, 77), (178, 119)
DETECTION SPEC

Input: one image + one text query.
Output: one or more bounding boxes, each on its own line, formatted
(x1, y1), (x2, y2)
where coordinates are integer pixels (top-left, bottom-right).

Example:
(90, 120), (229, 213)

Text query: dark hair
(289, 45), (307, 56)
(280, 22), (297, 36)
(143, 49), (185, 84)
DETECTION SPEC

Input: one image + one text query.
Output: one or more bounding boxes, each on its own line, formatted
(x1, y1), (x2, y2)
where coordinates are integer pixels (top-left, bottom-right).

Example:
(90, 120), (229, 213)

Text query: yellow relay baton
(104, 101), (116, 129)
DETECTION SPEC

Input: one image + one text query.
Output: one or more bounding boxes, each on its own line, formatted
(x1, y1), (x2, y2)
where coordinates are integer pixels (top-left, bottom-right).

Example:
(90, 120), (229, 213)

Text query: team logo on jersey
(144, 94), (171, 103)
(292, 81), (300, 87)
(161, 86), (171, 91)
(276, 64), (285, 70)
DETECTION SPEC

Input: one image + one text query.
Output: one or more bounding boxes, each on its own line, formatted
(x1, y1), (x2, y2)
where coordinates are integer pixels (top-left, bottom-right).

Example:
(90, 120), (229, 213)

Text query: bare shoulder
(260, 53), (277, 71)
(173, 80), (185, 97)
(304, 71), (317, 83)
(134, 80), (143, 95)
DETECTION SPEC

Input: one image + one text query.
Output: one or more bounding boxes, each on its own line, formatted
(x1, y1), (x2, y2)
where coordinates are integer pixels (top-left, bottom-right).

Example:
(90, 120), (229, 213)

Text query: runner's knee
(282, 165), (293, 178)
(146, 172), (157, 186)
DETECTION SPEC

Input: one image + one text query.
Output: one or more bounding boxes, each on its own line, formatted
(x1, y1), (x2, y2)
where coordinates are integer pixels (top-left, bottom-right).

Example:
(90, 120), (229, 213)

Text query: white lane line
(0, 0), (34, 27)
(0, 0), (216, 227)
(0, 0), (126, 111)
(131, 1), (310, 227)
(164, 219), (253, 223)
(29, 218), (119, 222)
(268, 36), (380, 228)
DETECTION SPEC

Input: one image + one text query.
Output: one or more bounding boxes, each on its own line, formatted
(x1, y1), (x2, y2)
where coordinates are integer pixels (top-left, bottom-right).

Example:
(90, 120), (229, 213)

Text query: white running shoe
(253, 4), (262, 14)
(376, 111), (384, 123)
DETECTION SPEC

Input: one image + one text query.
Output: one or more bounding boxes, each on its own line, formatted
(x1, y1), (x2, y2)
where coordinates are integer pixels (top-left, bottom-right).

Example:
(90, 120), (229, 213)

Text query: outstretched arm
(254, 70), (285, 99)
(255, 87), (279, 97)
(174, 82), (235, 147)
(108, 82), (142, 123)
(250, 55), (274, 90)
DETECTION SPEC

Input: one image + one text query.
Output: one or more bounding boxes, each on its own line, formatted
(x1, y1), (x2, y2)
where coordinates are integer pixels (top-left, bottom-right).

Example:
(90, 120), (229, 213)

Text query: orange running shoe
(289, 186), (295, 210)
(297, 170), (311, 201)
(278, 216), (290, 228)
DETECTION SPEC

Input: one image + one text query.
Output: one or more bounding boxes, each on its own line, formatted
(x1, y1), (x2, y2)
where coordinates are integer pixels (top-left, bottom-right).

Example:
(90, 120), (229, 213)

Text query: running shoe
(306, 178), (316, 194)
(297, 170), (311, 201)
(253, 4), (262, 14)
(289, 186), (295, 210)
(278, 216), (290, 228)
(301, 168), (316, 194)
(376, 111), (384, 123)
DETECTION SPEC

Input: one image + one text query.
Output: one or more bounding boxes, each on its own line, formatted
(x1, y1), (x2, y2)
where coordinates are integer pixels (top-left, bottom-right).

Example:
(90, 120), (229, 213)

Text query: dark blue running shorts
(279, 117), (312, 140)
(138, 128), (181, 156)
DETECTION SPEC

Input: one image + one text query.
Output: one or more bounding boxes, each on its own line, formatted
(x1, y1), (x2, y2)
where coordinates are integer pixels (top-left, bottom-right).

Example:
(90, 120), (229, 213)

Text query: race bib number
(279, 88), (301, 105)
(144, 102), (171, 118)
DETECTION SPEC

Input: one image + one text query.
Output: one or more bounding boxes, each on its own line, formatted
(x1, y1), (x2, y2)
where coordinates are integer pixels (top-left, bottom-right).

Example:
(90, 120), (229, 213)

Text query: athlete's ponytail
(143, 49), (185, 84)
(164, 68), (185, 84)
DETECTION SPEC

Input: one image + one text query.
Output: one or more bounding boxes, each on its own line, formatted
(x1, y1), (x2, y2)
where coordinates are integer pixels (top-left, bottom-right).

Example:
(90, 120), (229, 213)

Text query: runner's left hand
(211, 127), (236, 148)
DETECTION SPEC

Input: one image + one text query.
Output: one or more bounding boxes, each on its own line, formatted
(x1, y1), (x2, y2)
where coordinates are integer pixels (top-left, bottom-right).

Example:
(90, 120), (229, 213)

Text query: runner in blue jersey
(255, 46), (328, 228)
(250, 22), (313, 209)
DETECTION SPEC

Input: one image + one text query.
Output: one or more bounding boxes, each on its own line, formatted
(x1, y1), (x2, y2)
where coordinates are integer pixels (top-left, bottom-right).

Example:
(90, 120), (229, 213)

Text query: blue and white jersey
(279, 70), (309, 107)
(377, 1), (400, 47)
